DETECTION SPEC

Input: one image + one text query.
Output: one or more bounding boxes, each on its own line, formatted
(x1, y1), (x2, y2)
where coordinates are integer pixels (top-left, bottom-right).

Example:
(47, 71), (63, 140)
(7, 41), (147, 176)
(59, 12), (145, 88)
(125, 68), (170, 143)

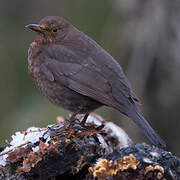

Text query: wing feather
(41, 59), (113, 106)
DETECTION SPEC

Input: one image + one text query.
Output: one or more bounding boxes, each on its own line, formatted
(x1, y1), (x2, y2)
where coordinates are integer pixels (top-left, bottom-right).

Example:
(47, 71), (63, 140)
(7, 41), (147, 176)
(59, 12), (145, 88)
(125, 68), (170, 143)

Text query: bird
(26, 16), (166, 148)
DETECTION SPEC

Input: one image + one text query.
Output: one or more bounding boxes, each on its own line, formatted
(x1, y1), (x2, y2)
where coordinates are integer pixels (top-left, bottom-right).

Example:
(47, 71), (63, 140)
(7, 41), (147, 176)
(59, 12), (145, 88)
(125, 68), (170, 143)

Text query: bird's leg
(80, 113), (89, 126)
(69, 113), (78, 122)
(66, 112), (78, 131)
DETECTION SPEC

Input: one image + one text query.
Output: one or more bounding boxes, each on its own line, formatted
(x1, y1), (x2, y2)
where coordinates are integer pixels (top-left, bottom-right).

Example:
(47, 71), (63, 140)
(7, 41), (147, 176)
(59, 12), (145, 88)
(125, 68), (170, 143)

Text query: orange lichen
(17, 141), (59, 173)
(155, 165), (164, 179)
(157, 172), (163, 179)
(18, 150), (43, 172)
(154, 165), (164, 174)
(145, 165), (164, 179)
(38, 141), (58, 156)
(121, 154), (139, 170)
(67, 129), (76, 138)
(6, 146), (32, 163)
(89, 159), (115, 179)
(89, 154), (139, 179)
(144, 165), (154, 175)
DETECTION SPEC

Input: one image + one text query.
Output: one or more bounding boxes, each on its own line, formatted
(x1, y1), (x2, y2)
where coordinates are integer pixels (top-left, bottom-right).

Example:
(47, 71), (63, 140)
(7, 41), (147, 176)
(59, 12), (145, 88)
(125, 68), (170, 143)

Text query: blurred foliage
(0, 0), (179, 156)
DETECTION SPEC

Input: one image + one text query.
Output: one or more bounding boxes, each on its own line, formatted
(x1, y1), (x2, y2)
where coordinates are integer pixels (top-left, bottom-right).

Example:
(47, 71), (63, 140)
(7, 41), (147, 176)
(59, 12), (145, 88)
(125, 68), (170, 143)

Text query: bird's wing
(40, 43), (140, 110)
(40, 58), (114, 106)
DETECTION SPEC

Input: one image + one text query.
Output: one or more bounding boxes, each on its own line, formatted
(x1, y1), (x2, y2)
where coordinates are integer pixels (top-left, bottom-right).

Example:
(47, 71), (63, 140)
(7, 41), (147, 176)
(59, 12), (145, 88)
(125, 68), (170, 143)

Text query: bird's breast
(28, 41), (43, 76)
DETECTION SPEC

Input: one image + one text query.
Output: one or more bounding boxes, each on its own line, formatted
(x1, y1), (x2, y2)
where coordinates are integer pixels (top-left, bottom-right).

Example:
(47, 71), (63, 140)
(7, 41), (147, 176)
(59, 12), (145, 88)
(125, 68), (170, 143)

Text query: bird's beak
(25, 24), (43, 33)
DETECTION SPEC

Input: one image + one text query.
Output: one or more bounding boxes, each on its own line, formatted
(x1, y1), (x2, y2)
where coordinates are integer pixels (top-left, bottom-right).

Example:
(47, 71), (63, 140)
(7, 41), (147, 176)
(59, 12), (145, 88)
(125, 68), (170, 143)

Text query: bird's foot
(68, 113), (78, 122)
(80, 113), (89, 127)
(65, 113), (105, 140)
(67, 113), (89, 129)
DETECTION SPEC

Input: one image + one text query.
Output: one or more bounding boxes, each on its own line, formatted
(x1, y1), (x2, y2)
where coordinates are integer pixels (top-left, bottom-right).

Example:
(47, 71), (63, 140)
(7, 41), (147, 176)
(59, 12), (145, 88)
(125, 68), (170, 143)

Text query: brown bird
(26, 16), (165, 148)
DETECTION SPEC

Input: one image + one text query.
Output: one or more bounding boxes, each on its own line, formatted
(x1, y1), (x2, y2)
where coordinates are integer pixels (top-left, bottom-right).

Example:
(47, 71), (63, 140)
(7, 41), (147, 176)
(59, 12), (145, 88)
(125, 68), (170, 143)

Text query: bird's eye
(52, 28), (57, 32)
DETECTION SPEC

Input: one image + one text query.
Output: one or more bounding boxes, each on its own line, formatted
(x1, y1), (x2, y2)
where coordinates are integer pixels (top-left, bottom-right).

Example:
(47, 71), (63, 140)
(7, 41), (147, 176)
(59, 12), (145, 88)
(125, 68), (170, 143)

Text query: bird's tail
(128, 109), (166, 148)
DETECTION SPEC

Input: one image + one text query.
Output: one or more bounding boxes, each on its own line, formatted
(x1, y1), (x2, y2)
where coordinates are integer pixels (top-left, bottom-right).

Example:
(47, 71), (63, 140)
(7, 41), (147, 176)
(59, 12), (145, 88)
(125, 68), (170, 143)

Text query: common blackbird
(26, 16), (165, 148)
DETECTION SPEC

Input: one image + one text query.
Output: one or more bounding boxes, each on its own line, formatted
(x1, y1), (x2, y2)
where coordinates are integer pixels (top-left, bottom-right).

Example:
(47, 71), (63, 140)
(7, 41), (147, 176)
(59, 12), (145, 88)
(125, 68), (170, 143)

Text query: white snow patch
(150, 151), (160, 158)
(143, 157), (153, 164)
(0, 153), (8, 166)
(105, 122), (132, 146)
(0, 126), (49, 167)
(85, 114), (103, 126)
(32, 146), (40, 152)
(84, 114), (132, 146)
(97, 134), (112, 153)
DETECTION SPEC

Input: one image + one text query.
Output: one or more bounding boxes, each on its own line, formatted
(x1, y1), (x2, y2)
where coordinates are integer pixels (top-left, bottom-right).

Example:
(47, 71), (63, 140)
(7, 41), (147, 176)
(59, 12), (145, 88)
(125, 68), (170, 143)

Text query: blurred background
(0, 0), (179, 156)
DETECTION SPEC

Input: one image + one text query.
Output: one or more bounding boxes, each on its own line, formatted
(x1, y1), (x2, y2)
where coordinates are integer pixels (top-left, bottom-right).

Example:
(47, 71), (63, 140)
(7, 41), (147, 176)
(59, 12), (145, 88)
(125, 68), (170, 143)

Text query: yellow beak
(26, 24), (43, 33)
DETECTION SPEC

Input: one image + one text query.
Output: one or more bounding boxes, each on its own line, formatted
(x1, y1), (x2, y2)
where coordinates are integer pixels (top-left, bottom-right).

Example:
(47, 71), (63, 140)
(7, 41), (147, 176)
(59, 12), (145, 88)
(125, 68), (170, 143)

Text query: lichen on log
(0, 114), (179, 180)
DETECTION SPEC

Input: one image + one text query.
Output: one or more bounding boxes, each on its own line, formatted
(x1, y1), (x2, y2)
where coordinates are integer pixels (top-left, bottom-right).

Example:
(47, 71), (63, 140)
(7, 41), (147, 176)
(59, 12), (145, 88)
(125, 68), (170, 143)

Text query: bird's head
(26, 16), (70, 42)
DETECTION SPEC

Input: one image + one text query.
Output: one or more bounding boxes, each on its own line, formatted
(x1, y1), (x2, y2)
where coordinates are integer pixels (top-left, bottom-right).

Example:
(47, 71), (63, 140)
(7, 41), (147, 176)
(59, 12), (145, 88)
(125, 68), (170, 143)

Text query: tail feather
(129, 109), (166, 148)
